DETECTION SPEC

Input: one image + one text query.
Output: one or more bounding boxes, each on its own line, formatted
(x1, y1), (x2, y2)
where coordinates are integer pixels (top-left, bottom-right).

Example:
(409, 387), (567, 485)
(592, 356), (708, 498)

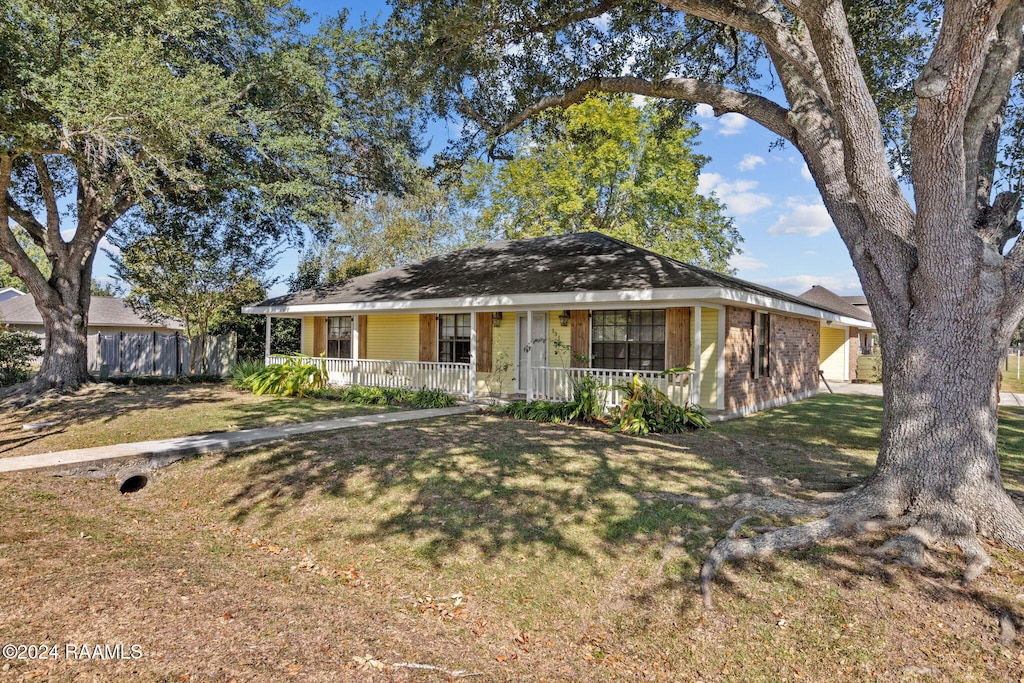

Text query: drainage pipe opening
(117, 469), (149, 494)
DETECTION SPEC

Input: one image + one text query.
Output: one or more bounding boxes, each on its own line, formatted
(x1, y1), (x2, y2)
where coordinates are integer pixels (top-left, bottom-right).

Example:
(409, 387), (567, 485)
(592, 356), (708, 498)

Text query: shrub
(246, 355), (328, 397)
(0, 326), (41, 387)
(567, 375), (603, 422)
(608, 373), (710, 436)
(410, 387), (458, 408)
(229, 358), (266, 388)
(497, 399), (576, 423)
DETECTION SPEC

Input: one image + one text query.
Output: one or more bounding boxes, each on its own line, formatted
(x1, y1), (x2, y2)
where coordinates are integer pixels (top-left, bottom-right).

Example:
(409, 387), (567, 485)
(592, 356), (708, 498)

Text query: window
(438, 313), (471, 363)
(327, 316), (352, 358)
(591, 310), (666, 371)
(752, 312), (770, 377)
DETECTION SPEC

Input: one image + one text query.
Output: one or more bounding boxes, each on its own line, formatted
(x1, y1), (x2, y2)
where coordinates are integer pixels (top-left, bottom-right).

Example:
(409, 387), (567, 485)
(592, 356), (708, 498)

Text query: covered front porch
(261, 306), (717, 408)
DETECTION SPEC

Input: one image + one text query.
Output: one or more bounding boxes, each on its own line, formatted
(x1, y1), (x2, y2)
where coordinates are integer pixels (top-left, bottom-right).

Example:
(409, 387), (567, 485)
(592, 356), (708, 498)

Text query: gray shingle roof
(253, 232), (852, 317)
(0, 295), (184, 330)
(798, 286), (873, 325)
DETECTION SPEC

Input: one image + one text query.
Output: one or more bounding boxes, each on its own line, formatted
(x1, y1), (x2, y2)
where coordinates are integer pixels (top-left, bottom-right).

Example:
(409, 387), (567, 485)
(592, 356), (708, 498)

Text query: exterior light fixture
(559, 310), (571, 327)
(492, 312), (502, 327)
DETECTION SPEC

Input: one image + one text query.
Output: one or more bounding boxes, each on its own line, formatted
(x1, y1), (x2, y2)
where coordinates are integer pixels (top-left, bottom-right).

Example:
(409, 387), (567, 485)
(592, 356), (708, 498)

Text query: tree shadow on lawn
(208, 401), (891, 572)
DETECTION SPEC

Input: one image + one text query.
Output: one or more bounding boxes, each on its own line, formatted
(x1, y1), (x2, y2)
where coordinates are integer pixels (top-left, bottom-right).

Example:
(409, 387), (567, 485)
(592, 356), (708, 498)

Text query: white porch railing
(527, 366), (695, 407)
(267, 356), (473, 395)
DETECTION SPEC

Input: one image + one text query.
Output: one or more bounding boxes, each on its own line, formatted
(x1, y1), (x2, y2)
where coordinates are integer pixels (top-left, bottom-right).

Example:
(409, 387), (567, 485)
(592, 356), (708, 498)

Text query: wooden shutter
(476, 313), (492, 372)
(750, 310), (756, 377)
(570, 310), (590, 368)
(313, 317), (327, 357)
(665, 307), (691, 368)
(358, 315), (367, 360)
(763, 314), (771, 377)
(419, 314), (437, 362)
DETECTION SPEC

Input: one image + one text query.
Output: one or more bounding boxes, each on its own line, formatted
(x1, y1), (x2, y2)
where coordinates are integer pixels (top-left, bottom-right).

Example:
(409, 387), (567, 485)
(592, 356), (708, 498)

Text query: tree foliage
(0, 326), (42, 387)
(292, 174), (476, 288)
(108, 221), (276, 374)
(462, 93), (739, 270)
(0, 0), (420, 392)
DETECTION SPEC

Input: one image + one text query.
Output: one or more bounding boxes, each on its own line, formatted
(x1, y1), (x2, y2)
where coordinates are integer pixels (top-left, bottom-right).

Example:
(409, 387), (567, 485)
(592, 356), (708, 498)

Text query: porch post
(692, 307), (702, 405)
(264, 316), (272, 362)
(468, 312), (477, 401)
(526, 310), (534, 401)
(352, 314), (361, 385)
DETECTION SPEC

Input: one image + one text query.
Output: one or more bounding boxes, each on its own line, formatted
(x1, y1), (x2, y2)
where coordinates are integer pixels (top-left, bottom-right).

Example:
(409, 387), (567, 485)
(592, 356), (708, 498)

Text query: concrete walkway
(0, 405), (480, 476)
(821, 381), (1024, 407)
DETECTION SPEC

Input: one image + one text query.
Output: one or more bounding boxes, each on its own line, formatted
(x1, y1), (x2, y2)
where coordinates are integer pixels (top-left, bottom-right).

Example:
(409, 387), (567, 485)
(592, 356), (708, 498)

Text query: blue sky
(88, 0), (864, 298)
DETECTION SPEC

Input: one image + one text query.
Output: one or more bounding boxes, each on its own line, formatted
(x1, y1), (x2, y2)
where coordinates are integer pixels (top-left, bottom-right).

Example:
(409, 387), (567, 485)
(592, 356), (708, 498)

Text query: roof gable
(798, 286), (873, 325)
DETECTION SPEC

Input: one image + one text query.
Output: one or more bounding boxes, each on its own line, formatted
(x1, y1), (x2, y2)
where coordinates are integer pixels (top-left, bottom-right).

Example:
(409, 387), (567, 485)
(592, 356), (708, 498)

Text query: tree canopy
(462, 93), (740, 271)
(0, 0), (421, 392)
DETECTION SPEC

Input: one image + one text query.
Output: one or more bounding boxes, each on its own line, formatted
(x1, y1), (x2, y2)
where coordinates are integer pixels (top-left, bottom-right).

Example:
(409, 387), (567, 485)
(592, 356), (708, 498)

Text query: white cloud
(695, 103), (715, 119)
(588, 12), (611, 30)
(767, 201), (834, 237)
(761, 272), (862, 296)
(98, 235), (121, 257)
(718, 113), (748, 135)
(800, 163), (813, 181)
(631, 94), (649, 108)
(730, 254), (768, 271)
(697, 173), (773, 215)
(738, 154), (765, 172)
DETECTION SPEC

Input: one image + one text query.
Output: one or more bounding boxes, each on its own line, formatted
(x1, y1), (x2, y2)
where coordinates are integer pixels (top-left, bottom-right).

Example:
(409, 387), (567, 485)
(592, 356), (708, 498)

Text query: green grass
(3, 394), (1024, 681)
(0, 383), (401, 458)
(1002, 353), (1024, 394)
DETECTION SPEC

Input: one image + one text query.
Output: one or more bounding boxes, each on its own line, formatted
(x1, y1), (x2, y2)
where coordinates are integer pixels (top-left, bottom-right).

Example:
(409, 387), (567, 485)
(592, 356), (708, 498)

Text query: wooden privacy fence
(89, 332), (236, 377)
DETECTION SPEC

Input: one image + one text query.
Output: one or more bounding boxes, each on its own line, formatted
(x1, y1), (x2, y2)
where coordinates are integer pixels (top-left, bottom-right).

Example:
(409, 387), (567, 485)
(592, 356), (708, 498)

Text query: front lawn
(2, 395), (1024, 681)
(0, 383), (400, 458)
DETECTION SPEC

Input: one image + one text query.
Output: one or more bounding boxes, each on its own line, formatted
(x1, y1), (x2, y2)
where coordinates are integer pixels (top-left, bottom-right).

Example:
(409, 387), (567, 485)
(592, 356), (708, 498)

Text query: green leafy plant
(229, 358), (266, 388)
(410, 387), (458, 408)
(497, 399), (576, 423)
(608, 373), (710, 436)
(0, 326), (41, 387)
(246, 355), (328, 397)
(567, 375), (603, 422)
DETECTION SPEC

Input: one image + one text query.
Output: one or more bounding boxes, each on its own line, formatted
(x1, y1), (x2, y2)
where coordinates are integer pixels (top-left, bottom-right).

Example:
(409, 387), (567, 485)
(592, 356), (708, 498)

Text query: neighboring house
(244, 233), (868, 418)
(797, 285), (876, 382)
(0, 295), (185, 367)
(0, 287), (25, 303)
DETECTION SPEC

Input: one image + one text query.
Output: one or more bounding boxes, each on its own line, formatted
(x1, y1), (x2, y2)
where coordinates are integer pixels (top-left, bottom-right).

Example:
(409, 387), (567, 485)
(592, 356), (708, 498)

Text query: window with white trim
(438, 313), (471, 363)
(327, 316), (352, 358)
(591, 309), (666, 371)
(752, 311), (770, 377)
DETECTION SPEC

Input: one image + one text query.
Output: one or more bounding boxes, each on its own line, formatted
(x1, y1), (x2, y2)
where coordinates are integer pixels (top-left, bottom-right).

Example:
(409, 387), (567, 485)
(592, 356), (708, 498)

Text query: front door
(517, 312), (549, 391)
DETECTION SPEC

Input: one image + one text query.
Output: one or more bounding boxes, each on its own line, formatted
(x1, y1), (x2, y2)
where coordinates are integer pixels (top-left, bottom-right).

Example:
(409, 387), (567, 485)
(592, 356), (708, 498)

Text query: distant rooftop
(0, 295), (184, 330)
(798, 286), (873, 325)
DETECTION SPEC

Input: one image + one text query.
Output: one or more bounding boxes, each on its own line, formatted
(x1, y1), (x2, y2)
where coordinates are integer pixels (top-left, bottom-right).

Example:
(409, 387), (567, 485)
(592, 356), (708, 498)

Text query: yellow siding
(819, 326), (847, 381)
(477, 311), (517, 394)
(301, 317), (314, 356)
(548, 311), (572, 368)
(699, 307), (719, 407)
(364, 314), (420, 361)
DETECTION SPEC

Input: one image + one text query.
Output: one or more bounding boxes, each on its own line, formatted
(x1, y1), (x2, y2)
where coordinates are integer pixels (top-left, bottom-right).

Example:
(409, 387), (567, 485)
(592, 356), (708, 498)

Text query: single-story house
(0, 287), (25, 303)
(244, 233), (868, 418)
(797, 285), (877, 381)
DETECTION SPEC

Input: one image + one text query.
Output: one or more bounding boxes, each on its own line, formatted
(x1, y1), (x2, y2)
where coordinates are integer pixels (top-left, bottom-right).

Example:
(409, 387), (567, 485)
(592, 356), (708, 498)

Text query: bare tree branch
(0, 157), (53, 300)
(31, 154), (70, 264)
(800, 0), (915, 234)
(471, 76), (797, 143)
(963, 3), (1024, 220)
(660, 0), (832, 108)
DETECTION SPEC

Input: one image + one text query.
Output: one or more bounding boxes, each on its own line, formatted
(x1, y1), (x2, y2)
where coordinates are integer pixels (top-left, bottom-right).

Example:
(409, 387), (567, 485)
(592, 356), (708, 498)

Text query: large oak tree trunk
(28, 272), (93, 393)
(862, 300), (1024, 552)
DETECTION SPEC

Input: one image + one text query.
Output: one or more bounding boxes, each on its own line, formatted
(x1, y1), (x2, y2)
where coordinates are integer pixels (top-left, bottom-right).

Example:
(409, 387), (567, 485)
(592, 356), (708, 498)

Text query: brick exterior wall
(847, 328), (860, 380)
(723, 306), (820, 413)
